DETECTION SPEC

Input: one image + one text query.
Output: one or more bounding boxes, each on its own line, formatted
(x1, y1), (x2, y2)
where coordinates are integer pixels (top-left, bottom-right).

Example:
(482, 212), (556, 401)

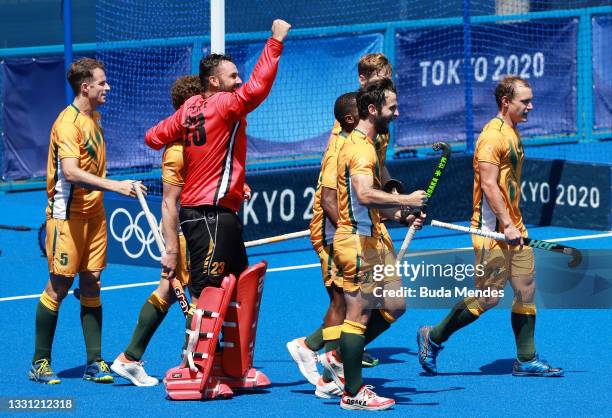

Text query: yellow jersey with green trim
(309, 127), (348, 249)
(46, 104), (106, 220)
(162, 141), (186, 187)
(336, 129), (383, 237)
(471, 117), (525, 233)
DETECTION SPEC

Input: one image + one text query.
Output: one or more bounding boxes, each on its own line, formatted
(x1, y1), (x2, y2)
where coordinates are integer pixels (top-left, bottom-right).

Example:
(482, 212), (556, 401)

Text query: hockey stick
(245, 229), (310, 248)
(430, 219), (583, 268)
(397, 142), (451, 261)
(135, 185), (190, 317)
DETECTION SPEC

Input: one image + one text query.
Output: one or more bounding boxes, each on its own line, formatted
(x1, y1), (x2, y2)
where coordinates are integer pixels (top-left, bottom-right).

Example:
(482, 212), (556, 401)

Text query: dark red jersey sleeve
(145, 106), (184, 150)
(216, 37), (284, 120)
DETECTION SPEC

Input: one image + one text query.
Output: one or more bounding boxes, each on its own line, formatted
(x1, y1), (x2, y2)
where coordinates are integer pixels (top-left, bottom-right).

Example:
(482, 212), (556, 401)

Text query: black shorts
(179, 205), (248, 297)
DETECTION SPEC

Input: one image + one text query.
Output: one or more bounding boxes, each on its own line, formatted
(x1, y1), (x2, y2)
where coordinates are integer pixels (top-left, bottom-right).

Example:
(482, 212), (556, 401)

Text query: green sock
(363, 310), (391, 346)
(33, 302), (59, 363)
(322, 340), (339, 382)
(124, 301), (168, 361)
(512, 312), (536, 362)
(80, 305), (103, 364)
(340, 332), (366, 396)
(429, 299), (480, 345)
(305, 326), (324, 351)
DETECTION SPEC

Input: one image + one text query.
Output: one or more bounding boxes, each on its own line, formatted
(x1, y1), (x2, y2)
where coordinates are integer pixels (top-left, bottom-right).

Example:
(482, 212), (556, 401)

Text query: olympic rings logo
(109, 208), (162, 261)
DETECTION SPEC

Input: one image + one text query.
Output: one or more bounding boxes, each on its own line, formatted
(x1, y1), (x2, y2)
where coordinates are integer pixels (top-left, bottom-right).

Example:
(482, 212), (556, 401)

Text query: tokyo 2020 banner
(395, 18), (578, 147)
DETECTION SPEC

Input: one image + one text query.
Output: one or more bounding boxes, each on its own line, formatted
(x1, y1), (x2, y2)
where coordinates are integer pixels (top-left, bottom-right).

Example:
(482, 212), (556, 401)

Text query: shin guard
(164, 275), (236, 400)
(214, 261), (270, 388)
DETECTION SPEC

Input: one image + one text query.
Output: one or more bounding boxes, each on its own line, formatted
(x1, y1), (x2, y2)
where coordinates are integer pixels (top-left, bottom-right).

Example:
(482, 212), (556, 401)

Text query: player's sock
(124, 292), (169, 361)
(322, 325), (342, 382)
(429, 297), (482, 345)
(33, 291), (60, 363)
(80, 296), (103, 363)
(511, 302), (536, 362)
(339, 320), (366, 396)
(305, 325), (324, 351)
(363, 309), (393, 346)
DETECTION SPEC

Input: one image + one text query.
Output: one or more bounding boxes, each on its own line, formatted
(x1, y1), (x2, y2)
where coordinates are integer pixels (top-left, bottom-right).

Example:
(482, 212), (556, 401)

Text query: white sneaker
(340, 385), (395, 411)
(314, 376), (343, 398)
(111, 358), (159, 387)
(286, 338), (320, 385)
(318, 350), (344, 391)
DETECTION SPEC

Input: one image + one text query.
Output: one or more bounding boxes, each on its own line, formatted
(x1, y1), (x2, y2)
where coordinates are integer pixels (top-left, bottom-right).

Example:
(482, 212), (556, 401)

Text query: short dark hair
(495, 76), (531, 108)
(199, 53), (234, 90)
(67, 58), (105, 96)
(358, 53), (392, 80)
(334, 92), (357, 131)
(171, 75), (203, 110)
(356, 78), (396, 119)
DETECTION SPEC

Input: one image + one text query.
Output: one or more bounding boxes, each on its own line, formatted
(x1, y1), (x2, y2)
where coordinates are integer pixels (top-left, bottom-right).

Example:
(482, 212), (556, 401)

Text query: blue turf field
(0, 190), (611, 417)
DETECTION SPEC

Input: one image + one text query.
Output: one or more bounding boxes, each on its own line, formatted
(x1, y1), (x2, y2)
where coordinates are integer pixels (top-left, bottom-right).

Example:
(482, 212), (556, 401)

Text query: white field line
(2, 231), (611, 303)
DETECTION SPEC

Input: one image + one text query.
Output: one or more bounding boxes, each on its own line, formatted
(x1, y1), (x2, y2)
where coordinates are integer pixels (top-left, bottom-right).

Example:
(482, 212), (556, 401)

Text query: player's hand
(402, 190), (427, 208)
(243, 183), (252, 201)
(161, 251), (178, 280)
(115, 180), (147, 198)
(271, 19), (291, 42)
(504, 224), (523, 247)
(402, 212), (426, 229)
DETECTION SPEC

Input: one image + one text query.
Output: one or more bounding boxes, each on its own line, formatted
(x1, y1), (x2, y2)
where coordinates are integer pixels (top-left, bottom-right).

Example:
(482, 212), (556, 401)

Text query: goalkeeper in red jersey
(145, 19), (291, 400)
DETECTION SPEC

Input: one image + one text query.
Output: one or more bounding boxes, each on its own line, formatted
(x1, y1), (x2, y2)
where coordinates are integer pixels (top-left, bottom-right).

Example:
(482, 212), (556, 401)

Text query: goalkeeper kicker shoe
(512, 355), (564, 377)
(28, 359), (61, 384)
(417, 325), (443, 375)
(83, 360), (114, 383)
(340, 385), (395, 411)
(111, 358), (159, 386)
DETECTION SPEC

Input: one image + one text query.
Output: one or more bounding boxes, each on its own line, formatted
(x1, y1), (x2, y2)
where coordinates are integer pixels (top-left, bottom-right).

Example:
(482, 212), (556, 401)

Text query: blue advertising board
(104, 155), (611, 267)
(592, 15), (612, 131)
(395, 18), (578, 146)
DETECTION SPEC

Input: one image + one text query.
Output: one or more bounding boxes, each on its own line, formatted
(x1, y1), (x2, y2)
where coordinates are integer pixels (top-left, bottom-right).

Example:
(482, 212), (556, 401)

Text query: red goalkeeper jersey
(145, 37), (284, 211)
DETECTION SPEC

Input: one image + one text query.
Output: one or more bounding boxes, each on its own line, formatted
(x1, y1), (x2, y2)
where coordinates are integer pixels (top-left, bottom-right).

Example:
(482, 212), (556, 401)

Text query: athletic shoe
(28, 359), (61, 384)
(512, 355), (564, 377)
(417, 325), (443, 375)
(362, 350), (379, 368)
(340, 385), (395, 411)
(315, 376), (343, 399)
(286, 337), (320, 385)
(83, 360), (114, 383)
(111, 358), (159, 386)
(318, 350), (344, 391)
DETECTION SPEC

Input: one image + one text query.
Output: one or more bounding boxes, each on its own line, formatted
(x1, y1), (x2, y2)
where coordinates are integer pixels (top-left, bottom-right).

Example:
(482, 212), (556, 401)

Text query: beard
(374, 115), (391, 135)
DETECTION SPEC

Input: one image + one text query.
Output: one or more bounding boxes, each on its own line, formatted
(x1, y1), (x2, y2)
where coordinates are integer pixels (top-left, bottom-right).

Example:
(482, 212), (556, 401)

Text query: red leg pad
(212, 354), (271, 389)
(164, 275), (236, 400)
(221, 261), (267, 379)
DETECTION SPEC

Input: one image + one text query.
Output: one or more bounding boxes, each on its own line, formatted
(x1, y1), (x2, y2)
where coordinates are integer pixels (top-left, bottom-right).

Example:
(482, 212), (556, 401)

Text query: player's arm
(479, 161), (522, 245)
(161, 181), (181, 278)
(145, 107), (184, 150)
(61, 157), (145, 197)
(218, 19), (291, 118)
(321, 187), (338, 227)
(351, 174), (426, 210)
